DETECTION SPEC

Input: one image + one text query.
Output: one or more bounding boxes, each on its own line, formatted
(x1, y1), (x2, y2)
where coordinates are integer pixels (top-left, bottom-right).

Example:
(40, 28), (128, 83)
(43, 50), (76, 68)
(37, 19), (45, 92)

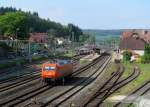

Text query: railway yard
(1, 1), (150, 107)
(0, 52), (149, 107)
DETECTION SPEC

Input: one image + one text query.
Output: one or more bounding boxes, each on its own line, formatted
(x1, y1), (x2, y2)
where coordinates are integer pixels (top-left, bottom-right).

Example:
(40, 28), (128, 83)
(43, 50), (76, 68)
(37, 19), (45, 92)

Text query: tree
(123, 51), (132, 61)
(79, 34), (90, 43)
(0, 12), (30, 39)
(47, 29), (57, 37)
(142, 44), (150, 63)
(90, 35), (96, 44)
(68, 24), (83, 42)
(0, 7), (17, 15)
(0, 7), (83, 40)
(33, 12), (39, 17)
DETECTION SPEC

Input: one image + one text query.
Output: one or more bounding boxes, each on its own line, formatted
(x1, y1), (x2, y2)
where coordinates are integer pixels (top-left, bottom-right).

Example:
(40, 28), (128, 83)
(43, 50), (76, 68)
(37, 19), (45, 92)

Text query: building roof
(120, 29), (150, 50)
(0, 36), (3, 40)
(29, 33), (48, 43)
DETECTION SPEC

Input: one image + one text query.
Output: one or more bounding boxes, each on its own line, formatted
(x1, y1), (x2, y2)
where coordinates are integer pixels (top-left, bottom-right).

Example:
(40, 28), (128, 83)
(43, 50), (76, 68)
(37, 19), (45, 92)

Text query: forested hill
(83, 29), (122, 43)
(83, 29), (122, 37)
(0, 7), (83, 41)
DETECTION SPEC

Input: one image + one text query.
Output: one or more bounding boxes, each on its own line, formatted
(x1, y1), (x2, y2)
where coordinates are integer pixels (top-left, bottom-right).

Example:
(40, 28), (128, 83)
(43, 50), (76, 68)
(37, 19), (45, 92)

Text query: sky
(0, 0), (150, 29)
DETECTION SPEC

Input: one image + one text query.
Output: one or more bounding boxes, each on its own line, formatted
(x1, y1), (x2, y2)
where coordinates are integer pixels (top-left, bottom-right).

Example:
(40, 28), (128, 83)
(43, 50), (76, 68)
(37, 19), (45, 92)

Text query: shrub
(0, 42), (12, 51)
(136, 57), (141, 63)
(141, 55), (146, 63)
(123, 51), (132, 61)
(141, 44), (150, 63)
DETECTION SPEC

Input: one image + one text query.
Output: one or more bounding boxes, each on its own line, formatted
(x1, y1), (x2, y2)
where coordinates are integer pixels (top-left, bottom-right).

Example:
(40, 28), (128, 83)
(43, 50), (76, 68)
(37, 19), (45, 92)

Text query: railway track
(0, 55), (141, 107)
(22, 55), (110, 107)
(0, 54), (97, 94)
(114, 79), (150, 107)
(100, 66), (141, 107)
(83, 63), (124, 107)
(0, 70), (40, 84)
(0, 54), (83, 84)
(0, 54), (80, 76)
(20, 56), (108, 107)
(0, 74), (40, 92)
(0, 54), (98, 92)
(101, 66), (140, 96)
(0, 59), (47, 76)
(0, 55), (84, 84)
(0, 63), (41, 84)
(0, 54), (107, 107)
(83, 65), (141, 107)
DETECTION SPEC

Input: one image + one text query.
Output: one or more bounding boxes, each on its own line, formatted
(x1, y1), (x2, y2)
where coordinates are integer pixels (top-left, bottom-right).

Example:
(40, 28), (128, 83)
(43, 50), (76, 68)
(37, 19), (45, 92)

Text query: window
(44, 66), (55, 71)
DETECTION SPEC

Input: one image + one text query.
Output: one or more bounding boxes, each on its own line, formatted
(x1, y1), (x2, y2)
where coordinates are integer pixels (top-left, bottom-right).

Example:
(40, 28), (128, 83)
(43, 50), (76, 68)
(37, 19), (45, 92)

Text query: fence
(0, 40), (82, 62)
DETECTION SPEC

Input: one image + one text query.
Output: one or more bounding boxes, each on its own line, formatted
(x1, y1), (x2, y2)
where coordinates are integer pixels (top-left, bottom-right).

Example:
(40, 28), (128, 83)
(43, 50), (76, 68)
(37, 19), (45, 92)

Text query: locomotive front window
(44, 66), (55, 71)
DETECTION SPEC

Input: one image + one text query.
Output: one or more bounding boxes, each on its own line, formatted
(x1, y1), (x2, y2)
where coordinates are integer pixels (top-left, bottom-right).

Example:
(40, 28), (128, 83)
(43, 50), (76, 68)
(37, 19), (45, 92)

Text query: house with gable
(119, 29), (150, 60)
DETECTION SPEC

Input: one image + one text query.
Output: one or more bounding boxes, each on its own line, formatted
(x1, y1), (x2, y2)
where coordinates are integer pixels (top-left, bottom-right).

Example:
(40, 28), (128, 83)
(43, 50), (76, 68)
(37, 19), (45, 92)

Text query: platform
(80, 53), (100, 62)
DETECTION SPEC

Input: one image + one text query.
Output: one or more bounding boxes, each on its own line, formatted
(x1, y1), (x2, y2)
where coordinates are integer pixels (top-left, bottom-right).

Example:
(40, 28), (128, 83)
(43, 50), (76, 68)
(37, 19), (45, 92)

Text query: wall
(120, 50), (144, 56)
(133, 50), (144, 56)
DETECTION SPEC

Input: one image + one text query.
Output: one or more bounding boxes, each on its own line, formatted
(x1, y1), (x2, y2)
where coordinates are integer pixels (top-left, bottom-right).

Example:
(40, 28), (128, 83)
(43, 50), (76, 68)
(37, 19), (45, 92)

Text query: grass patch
(121, 61), (134, 78)
(104, 62), (150, 106)
(80, 59), (90, 65)
(64, 50), (74, 57)
(0, 58), (28, 69)
(107, 62), (150, 98)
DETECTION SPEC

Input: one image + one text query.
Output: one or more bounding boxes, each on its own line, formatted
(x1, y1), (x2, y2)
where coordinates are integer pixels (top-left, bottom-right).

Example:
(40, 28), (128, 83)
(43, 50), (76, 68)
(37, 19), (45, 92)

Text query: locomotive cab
(41, 64), (58, 81)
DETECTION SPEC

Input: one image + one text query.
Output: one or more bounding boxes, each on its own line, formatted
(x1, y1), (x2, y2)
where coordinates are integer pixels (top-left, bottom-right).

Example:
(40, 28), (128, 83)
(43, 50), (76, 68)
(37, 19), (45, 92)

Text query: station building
(119, 29), (150, 61)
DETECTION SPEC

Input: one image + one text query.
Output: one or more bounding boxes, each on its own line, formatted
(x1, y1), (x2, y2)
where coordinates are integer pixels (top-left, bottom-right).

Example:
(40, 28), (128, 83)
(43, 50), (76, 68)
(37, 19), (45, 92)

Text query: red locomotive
(41, 60), (73, 82)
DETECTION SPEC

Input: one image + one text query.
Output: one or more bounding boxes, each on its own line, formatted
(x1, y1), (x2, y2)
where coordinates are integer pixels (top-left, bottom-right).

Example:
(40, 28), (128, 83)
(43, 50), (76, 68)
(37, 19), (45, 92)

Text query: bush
(141, 44), (150, 63)
(123, 51), (132, 61)
(141, 56), (146, 63)
(141, 55), (150, 63)
(136, 57), (141, 63)
(0, 42), (13, 57)
(0, 42), (12, 51)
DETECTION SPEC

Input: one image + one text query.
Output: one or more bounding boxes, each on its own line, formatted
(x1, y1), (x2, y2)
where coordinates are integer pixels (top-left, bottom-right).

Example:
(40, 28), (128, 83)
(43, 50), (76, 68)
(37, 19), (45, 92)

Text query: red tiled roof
(29, 33), (48, 43)
(120, 29), (150, 50)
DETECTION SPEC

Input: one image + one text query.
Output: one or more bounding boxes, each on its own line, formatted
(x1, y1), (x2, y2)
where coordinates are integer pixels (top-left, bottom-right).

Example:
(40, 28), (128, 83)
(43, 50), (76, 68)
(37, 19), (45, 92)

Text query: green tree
(123, 51), (132, 61)
(90, 35), (96, 44)
(0, 12), (29, 39)
(0, 7), (83, 40)
(68, 24), (82, 42)
(142, 44), (150, 63)
(79, 34), (90, 42)
(47, 29), (57, 37)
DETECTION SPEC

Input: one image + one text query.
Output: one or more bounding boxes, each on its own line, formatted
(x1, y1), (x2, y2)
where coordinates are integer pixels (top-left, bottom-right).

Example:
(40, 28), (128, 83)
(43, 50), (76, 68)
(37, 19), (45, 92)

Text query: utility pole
(28, 40), (32, 63)
(72, 32), (74, 57)
(15, 28), (20, 78)
(15, 28), (19, 57)
(54, 38), (56, 59)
